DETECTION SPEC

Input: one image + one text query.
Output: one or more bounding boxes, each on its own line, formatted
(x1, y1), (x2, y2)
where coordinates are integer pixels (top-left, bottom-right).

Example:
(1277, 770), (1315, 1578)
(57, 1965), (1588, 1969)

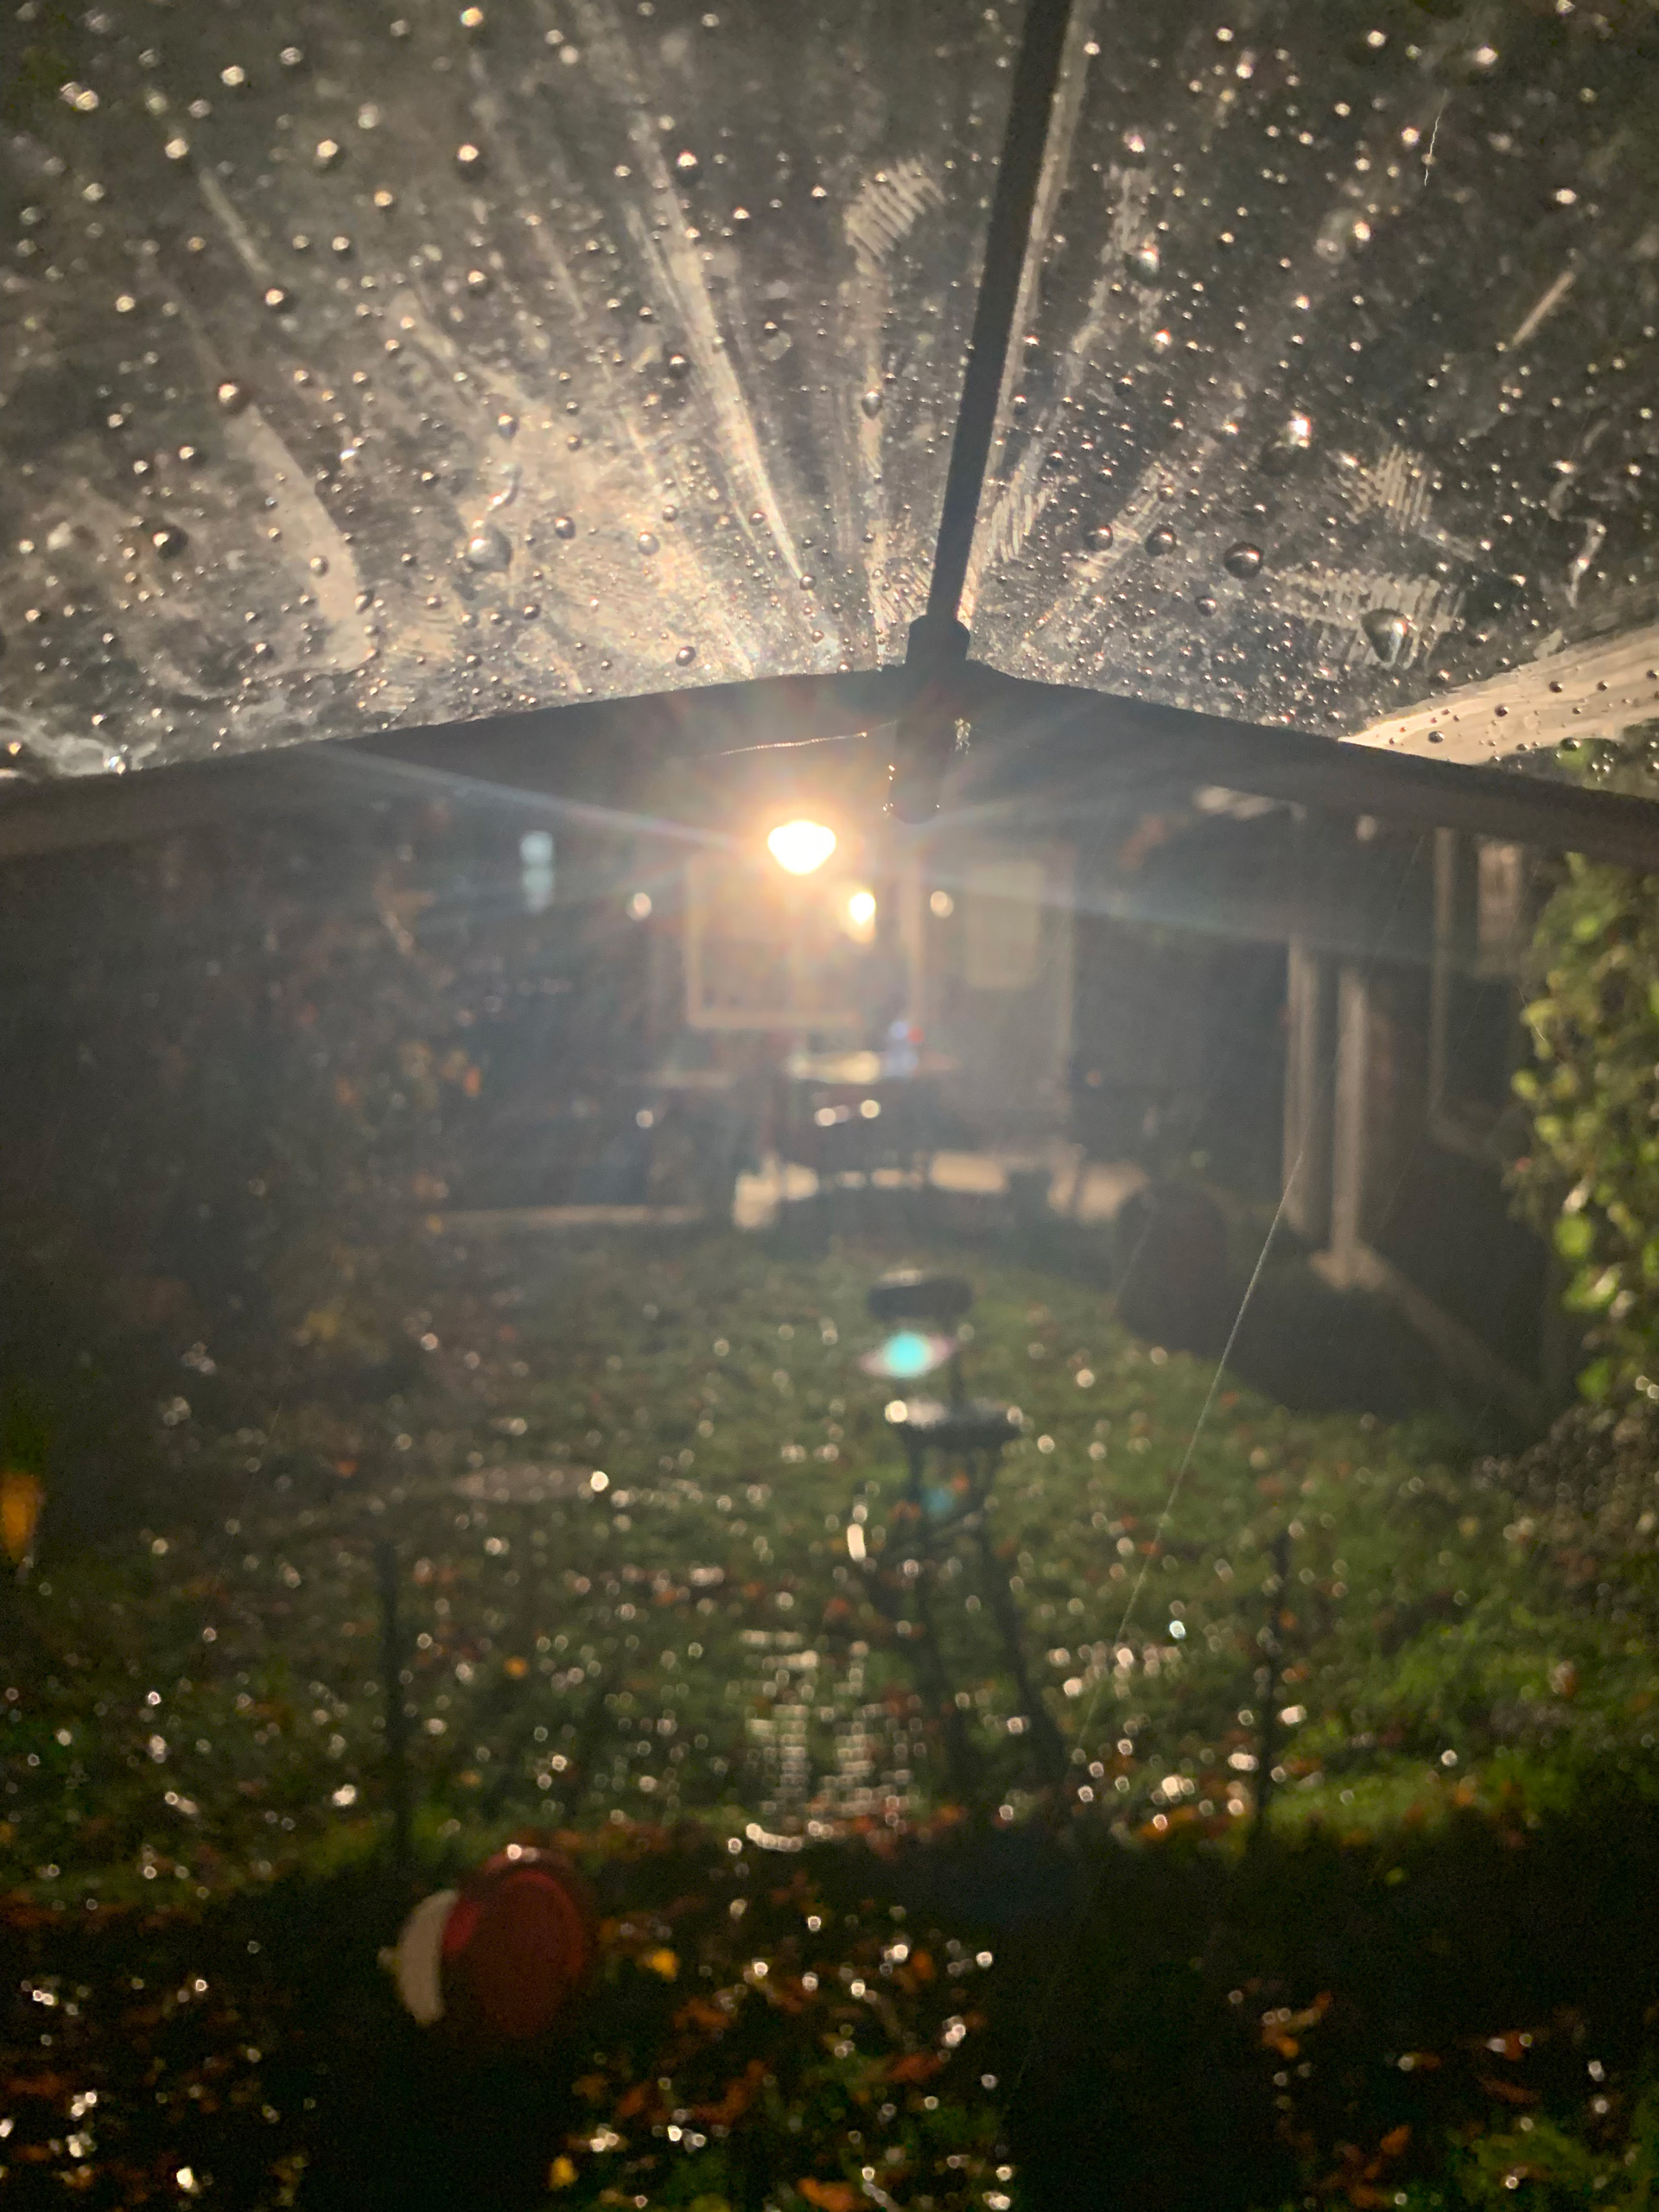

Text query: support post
(1323, 963), (1370, 1288)
(1250, 1528), (1293, 1849)
(1282, 938), (1332, 1245)
(374, 1539), (414, 1880)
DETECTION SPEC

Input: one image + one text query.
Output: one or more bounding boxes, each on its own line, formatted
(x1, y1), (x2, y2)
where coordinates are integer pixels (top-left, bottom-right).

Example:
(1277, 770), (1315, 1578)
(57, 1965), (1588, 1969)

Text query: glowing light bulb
(839, 885), (877, 944)
(766, 818), (836, 875)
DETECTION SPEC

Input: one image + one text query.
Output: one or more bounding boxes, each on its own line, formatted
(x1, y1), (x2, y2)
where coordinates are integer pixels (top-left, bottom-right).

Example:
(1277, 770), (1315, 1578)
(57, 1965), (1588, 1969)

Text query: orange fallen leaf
(798, 2183), (860, 2211)
(1480, 2075), (1541, 2107)
(887, 2051), (944, 2084)
(696, 2058), (767, 2127)
(0, 1470), (44, 1563)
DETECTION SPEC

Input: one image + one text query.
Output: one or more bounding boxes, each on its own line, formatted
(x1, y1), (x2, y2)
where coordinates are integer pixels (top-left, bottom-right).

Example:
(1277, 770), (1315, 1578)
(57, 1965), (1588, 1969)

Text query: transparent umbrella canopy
(3, 0), (1659, 813)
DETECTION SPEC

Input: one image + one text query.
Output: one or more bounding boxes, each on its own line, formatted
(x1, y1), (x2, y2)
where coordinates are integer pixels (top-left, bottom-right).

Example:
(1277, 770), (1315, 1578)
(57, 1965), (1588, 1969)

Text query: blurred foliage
(1510, 732), (1659, 1405)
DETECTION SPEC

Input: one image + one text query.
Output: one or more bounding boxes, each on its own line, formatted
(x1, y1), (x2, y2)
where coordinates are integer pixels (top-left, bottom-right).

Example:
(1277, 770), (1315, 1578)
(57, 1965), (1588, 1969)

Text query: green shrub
(1510, 738), (1659, 1404)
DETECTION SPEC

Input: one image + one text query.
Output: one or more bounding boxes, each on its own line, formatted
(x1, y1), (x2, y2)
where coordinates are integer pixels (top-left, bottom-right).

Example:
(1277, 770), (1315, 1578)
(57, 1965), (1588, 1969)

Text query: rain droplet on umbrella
(637, 532), (660, 556)
(1127, 240), (1160, 283)
(1565, 519), (1605, 608)
(1223, 542), (1263, 579)
(1361, 607), (1411, 665)
(1262, 412), (1313, 474)
(860, 389), (883, 419)
(463, 524), (512, 572)
(552, 516), (575, 540)
(151, 525), (188, 559)
(1086, 523), (1113, 551)
(1145, 524), (1177, 556)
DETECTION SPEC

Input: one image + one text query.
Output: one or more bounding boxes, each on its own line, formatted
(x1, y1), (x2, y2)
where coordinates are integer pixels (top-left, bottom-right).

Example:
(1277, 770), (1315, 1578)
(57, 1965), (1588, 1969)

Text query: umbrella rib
(919, 0), (1076, 641)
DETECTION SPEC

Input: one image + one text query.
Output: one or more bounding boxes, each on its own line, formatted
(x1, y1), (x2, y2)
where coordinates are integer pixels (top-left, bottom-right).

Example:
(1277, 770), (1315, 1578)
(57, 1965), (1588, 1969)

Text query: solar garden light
(852, 1271), (1068, 1795)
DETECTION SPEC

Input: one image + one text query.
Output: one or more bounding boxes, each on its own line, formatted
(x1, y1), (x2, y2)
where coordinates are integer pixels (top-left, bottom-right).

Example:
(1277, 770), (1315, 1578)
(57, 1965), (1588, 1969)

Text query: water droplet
(278, 45), (304, 68)
(151, 525), (188, 559)
(455, 143), (484, 175)
(552, 515), (575, 540)
(860, 388), (883, 418)
(1086, 523), (1113, 551)
(675, 644), (696, 666)
(331, 234), (353, 256)
(460, 4), (486, 26)
(1361, 608), (1411, 665)
(308, 555), (328, 575)
(463, 524), (511, 572)
(263, 286), (291, 312)
(636, 531), (659, 556)
(1223, 542), (1263, 579)
(1262, 413), (1313, 474)
(1565, 519), (1605, 607)
(675, 149), (701, 178)
(1127, 239), (1160, 283)
(1193, 592), (1217, 616)
(1145, 524), (1177, 557)
(467, 267), (491, 293)
(220, 65), (248, 89)
(664, 351), (690, 381)
(315, 139), (342, 170)
(216, 379), (251, 412)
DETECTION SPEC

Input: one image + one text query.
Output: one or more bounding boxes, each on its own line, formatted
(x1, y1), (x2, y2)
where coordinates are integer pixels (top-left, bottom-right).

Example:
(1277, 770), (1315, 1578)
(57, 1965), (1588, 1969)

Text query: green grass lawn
(5, 1224), (1658, 2210)
(7, 1230), (1651, 1903)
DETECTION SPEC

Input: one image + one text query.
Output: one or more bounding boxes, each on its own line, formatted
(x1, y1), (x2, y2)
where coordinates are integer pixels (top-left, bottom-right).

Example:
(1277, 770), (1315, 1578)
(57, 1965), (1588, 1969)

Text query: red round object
(440, 1849), (594, 2042)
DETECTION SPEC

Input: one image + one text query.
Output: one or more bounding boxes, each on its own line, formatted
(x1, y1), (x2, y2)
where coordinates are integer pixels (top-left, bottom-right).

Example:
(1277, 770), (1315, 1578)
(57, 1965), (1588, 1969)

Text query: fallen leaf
(797, 2183), (860, 2211)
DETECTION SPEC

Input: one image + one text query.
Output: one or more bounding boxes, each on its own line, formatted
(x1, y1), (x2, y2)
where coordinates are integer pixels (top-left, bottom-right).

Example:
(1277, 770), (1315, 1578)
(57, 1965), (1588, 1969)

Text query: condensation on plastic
(4, 0), (1659, 785)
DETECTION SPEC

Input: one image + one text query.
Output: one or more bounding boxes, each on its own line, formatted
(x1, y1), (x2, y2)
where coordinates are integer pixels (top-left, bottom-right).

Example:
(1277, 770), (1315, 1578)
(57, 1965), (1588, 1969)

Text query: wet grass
(3, 1224), (1657, 2207)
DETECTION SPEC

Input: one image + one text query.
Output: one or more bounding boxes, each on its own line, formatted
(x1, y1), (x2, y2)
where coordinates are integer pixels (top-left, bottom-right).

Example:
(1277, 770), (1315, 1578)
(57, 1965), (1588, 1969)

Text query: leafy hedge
(1510, 740), (1659, 1404)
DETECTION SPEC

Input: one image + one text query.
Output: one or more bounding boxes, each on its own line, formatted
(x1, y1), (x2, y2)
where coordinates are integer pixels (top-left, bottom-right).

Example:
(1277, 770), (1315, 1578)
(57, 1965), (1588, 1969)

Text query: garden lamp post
(857, 1272), (1068, 1795)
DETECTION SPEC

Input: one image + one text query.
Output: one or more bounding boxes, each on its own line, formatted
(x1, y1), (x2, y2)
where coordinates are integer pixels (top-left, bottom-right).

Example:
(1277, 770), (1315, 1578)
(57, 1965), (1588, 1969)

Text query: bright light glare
(839, 884), (877, 944)
(882, 1330), (936, 1378)
(766, 818), (837, 875)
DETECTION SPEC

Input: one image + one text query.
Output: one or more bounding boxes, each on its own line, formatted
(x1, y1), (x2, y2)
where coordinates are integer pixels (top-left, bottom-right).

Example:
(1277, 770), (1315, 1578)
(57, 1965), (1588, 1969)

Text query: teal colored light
(883, 1331), (937, 1379)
